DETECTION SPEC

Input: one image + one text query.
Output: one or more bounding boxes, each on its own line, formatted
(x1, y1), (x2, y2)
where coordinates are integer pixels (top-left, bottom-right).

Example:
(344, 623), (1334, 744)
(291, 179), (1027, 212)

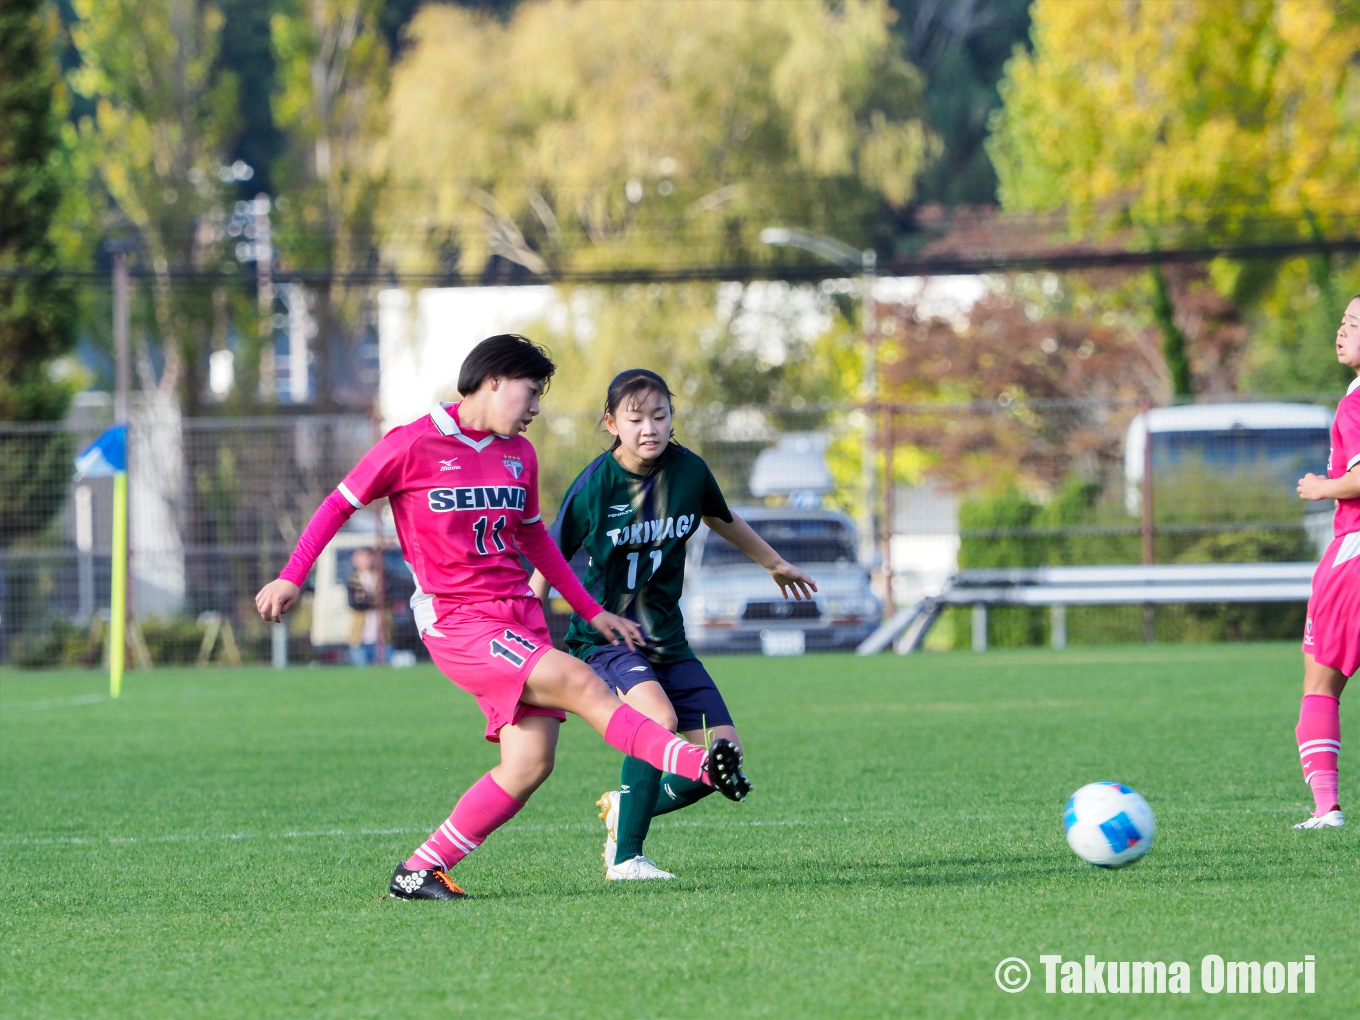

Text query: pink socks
(605, 704), (710, 785)
(405, 773), (524, 872)
(1296, 694), (1341, 816)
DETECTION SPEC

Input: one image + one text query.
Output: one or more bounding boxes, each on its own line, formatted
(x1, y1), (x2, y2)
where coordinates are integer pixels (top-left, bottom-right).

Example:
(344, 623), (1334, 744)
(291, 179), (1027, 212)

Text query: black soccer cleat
(705, 738), (753, 802)
(389, 862), (473, 900)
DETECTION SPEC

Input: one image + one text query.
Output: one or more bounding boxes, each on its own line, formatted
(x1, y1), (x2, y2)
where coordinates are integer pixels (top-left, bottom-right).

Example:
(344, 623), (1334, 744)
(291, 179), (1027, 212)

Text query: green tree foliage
(218, 0), (286, 195)
(70, 0), (241, 414)
(988, 0), (1360, 394)
(382, 0), (938, 276)
(0, 0), (79, 549)
(890, 0), (1031, 208)
(0, 0), (78, 423)
(269, 0), (390, 406)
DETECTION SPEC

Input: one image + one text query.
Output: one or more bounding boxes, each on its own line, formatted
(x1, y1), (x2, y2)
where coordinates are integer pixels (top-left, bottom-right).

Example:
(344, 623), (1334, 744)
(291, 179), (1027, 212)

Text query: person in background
(346, 547), (382, 666)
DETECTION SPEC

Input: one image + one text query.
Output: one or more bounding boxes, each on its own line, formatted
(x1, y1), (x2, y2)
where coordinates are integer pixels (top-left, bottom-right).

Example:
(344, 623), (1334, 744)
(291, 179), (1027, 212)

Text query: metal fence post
(1050, 604), (1067, 650)
(271, 621), (288, 669)
(971, 604), (988, 652)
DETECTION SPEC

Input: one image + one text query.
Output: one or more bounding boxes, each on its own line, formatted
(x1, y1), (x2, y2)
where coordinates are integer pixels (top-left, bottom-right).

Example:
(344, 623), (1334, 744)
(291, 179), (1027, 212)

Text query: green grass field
(2, 644), (1356, 1018)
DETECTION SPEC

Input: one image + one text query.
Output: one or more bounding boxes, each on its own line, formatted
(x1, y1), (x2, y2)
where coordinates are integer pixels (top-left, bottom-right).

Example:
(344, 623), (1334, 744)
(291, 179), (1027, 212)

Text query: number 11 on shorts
(488, 628), (538, 667)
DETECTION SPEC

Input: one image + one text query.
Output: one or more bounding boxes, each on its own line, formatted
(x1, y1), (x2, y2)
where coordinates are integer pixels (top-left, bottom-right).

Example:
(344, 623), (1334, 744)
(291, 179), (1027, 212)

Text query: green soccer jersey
(551, 443), (732, 664)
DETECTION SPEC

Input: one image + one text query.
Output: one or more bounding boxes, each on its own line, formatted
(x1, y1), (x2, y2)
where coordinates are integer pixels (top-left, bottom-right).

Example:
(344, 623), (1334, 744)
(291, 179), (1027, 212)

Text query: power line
(4, 237), (1359, 286)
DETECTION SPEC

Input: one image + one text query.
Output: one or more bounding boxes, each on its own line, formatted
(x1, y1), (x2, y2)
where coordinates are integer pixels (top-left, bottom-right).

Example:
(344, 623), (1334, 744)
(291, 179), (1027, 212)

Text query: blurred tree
(218, 0), (286, 197)
(889, 0), (1031, 208)
(0, 0), (80, 549)
(383, 0), (938, 277)
(70, 0), (241, 416)
(988, 0), (1360, 395)
(270, 0), (390, 408)
(1, 0), (79, 422)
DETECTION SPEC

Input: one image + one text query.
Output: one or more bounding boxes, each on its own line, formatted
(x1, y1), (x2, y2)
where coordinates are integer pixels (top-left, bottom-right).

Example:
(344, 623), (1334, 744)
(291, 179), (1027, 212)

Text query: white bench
(857, 562), (1316, 654)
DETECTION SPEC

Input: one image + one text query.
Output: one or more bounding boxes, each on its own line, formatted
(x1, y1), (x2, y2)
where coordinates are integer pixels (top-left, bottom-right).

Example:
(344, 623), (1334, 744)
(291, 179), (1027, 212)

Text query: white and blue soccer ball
(1063, 782), (1155, 868)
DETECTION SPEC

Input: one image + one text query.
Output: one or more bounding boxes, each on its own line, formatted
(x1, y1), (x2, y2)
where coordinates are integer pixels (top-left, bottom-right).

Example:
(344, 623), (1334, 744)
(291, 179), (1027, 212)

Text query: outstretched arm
(256, 489), (358, 621)
(702, 512), (817, 601)
(518, 521), (645, 649)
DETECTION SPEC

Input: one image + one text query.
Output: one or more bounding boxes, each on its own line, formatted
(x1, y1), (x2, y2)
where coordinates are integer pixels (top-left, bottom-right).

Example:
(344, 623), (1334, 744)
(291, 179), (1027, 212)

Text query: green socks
(652, 773), (714, 816)
(614, 756), (719, 860)
(615, 756), (662, 861)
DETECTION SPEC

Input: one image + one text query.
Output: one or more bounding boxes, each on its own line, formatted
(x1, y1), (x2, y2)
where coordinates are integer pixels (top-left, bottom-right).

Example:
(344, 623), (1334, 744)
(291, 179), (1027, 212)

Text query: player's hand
(768, 560), (818, 601)
(590, 611), (645, 651)
(1297, 472), (1331, 501)
(255, 579), (301, 622)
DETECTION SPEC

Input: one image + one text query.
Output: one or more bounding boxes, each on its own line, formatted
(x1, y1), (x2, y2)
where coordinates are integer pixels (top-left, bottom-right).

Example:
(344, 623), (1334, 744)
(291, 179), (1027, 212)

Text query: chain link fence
(0, 394), (1334, 665)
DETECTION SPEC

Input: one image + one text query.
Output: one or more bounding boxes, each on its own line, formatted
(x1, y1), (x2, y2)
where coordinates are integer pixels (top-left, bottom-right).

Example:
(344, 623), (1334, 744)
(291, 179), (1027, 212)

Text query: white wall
(377, 286), (560, 429)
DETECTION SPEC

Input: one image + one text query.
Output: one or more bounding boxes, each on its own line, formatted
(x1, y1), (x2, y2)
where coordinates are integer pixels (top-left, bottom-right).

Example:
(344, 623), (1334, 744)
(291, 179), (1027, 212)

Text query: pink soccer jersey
(1328, 378), (1360, 537)
(337, 402), (547, 622)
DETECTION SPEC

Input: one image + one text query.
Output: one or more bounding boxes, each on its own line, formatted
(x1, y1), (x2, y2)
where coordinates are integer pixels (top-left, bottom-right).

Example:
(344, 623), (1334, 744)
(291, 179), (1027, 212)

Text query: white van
(1124, 402), (1332, 509)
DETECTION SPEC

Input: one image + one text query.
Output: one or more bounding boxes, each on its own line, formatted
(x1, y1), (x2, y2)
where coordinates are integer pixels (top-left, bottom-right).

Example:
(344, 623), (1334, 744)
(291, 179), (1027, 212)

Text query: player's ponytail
(603, 369), (676, 451)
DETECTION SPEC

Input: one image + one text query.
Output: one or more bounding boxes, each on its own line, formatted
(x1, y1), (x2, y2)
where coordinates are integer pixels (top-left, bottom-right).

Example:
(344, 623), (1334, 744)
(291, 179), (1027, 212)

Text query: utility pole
(859, 248), (878, 578)
(252, 195), (275, 400)
(758, 228), (879, 569)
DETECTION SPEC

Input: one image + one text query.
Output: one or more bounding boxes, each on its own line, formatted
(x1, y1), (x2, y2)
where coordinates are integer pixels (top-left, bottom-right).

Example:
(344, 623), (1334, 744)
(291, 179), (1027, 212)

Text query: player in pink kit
(1292, 296), (1360, 830)
(255, 335), (747, 897)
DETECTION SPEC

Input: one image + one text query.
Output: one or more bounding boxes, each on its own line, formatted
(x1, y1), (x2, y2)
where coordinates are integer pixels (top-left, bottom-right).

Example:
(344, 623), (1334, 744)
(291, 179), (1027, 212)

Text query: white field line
(2, 692), (108, 712)
(0, 817), (813, 849)
(0, 802), (1309, 850)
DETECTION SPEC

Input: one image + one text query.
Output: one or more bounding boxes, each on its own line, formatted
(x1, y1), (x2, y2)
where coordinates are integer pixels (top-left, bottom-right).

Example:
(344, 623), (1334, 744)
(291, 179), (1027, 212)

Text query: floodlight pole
(760, 229), (879, 574)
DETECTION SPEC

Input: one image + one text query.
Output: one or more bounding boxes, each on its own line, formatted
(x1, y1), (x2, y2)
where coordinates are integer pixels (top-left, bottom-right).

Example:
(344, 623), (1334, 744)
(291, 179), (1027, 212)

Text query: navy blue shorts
(586, 645), (733, 731)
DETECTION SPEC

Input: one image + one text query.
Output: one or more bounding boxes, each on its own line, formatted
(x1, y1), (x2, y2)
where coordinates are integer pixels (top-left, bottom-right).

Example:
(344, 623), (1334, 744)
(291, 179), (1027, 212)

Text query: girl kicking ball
(255, 337), (748, 899)
(1292, 295), (1360, 829)
(531, 368), (818, 879)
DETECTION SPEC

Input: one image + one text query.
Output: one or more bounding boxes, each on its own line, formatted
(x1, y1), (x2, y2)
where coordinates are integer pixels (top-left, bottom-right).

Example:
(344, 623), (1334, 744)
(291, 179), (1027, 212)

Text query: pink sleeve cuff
(279, 490), (357, 586)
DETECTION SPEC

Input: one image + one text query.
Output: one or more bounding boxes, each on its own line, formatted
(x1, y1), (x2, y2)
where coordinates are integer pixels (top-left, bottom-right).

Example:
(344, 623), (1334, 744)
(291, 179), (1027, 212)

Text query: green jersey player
(531, 369), (817, 880)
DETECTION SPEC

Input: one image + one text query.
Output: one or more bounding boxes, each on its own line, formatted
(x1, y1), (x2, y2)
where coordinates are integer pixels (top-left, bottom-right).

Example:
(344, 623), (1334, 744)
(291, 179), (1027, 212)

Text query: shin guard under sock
(615, 756), (662, 861)
(405, 772), (524, 871)
(604, 704), (709, 784)
(1296, 693), (1341, 815)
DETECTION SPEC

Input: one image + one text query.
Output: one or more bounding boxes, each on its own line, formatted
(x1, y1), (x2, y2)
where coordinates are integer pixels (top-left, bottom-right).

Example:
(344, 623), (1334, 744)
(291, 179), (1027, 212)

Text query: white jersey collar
(430, 402), (509, 452)
(1347, 376), (1360, 396)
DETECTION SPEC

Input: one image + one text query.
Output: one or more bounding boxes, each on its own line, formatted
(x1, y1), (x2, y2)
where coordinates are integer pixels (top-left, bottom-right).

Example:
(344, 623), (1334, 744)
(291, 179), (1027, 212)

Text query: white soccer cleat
(596, 790), (619, 868)
(1293, 809), (1345, 829)
(605, 855), (676, 881)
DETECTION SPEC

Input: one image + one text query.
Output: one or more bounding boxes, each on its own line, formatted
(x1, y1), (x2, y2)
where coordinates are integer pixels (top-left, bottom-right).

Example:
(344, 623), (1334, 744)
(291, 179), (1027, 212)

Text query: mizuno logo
(439, 458), (460, 471)
(428, 486), (527, 513)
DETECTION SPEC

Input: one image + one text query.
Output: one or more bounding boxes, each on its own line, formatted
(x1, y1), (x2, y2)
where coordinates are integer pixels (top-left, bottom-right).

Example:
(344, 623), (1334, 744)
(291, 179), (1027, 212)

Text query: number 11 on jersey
(625, 549), (663, 589)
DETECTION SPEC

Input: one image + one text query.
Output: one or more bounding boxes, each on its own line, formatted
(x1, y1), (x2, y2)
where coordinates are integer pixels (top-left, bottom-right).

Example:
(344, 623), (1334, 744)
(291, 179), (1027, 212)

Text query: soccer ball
(1063, 782), (1155, 868)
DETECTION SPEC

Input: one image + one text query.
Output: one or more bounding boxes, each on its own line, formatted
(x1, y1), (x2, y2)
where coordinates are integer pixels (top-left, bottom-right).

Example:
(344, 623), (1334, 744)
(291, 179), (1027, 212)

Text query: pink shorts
(1304, 533), (1360, 677)
(420, 596), (566, 742)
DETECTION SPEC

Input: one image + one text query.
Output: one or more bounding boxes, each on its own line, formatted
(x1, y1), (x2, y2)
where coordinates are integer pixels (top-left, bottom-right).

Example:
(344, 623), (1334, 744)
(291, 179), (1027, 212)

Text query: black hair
(603, 368), (675, 451)
(457, 334), (555, 396)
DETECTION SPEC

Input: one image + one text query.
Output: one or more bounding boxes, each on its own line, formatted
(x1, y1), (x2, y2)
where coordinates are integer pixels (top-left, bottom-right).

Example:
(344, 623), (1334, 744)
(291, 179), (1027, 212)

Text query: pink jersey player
(255, 335), (750, 897)
(1291, 296), (1360, 830)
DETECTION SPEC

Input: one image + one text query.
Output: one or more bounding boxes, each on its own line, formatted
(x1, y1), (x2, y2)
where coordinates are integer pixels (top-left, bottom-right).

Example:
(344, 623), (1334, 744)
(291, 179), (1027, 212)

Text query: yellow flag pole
(110, 469), (128, 698)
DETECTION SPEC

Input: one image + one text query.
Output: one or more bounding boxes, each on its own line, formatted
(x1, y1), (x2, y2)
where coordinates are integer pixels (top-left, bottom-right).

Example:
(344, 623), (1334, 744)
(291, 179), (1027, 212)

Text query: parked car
(681, 507), (880, 654)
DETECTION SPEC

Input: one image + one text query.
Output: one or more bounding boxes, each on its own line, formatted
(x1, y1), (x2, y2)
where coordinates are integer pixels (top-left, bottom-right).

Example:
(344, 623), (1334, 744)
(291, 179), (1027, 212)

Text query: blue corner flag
(74, 424), (127, 479)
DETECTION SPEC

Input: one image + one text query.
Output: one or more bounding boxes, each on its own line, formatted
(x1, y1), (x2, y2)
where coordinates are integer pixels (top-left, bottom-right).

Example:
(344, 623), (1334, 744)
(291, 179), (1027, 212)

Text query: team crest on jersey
(503, 455), (524, 479)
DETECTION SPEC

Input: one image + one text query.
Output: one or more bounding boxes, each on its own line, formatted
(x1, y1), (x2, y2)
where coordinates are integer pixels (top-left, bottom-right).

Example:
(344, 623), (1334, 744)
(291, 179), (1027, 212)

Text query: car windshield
(700, 518), (856, 567)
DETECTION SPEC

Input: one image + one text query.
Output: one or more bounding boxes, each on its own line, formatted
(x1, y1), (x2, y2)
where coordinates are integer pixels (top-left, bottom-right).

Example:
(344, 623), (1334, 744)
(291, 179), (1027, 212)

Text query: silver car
(681, 507), (881, 654)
